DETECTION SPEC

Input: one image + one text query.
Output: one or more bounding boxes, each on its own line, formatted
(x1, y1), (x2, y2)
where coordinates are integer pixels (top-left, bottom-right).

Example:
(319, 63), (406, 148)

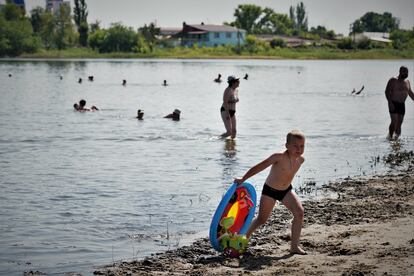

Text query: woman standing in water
(220, 75), (240, 139)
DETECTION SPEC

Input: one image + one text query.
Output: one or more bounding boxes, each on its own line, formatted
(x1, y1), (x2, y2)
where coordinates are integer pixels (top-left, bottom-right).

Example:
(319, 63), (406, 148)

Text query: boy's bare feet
(290, 246), (307, 255)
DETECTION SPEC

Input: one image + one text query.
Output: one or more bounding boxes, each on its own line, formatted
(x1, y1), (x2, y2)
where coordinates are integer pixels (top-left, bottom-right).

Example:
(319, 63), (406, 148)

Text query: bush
(88, 23), (138, 53)
(356, 38), (371, 50)
(337, 38), (354, 50)
(242, 35), (270, 53)
(270, 38), (285, 48)
(390, 29), (414, 49)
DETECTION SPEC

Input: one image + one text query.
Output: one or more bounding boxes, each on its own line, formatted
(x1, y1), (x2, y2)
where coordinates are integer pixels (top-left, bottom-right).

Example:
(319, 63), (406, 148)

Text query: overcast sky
(25, 0), (414, 35)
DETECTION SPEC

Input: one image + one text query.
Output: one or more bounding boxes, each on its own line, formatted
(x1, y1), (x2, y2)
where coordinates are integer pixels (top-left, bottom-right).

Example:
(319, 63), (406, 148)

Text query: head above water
(399, 66), (408, 80)
(79, 99), (86, 107)
(227, 75), (240, 86)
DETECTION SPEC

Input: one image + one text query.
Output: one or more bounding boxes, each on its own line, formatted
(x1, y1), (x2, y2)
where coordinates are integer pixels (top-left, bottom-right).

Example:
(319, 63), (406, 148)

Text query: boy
(234, 130), (306, 255)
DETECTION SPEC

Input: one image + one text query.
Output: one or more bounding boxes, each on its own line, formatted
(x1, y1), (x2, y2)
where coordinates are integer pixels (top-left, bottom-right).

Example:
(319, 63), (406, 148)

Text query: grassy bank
(19, 47), (414, 59)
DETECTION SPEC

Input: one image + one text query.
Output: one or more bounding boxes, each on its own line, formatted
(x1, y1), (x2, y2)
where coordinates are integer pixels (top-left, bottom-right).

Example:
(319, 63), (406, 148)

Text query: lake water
(0, 59), (413, 275)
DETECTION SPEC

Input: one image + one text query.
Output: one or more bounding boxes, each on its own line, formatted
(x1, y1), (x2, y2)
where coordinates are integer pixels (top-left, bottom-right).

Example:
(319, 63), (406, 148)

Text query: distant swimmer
(78, 78), (82, 83)
(163, 80), (168, 86)
(385, 66), (414, 140)
(243, 74), (249, 80)
(59, 75), (63, 80)
(355, 85), (364, 95)
(136, 109), (144, 120)
(122, 79), (127, 86)
(78, 99), (89, 111)
(220, 75), (240, 139)
(214, 74), (222, 83)
(88, 76), (94, 81)
(351, 85), (364, 95)
(8, 73), (12, 77)
(164, 109), (180, 121)
(75, 99), (99, 112)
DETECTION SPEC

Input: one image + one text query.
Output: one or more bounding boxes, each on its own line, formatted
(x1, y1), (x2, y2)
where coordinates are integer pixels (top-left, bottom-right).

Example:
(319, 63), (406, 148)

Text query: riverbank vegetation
(1, 1), (413, 59)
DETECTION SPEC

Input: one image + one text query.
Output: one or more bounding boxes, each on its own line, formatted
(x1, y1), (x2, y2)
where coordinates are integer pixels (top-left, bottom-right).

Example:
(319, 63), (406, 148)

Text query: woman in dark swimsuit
(220, 75), (240, 139)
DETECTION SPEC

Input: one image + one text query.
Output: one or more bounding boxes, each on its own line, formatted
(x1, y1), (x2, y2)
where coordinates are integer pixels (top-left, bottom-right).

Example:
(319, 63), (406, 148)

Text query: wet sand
(94, 152), (414, 276)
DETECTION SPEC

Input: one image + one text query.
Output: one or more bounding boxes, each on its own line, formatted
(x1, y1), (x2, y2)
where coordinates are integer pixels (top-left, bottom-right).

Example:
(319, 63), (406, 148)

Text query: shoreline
(5, 56), (414, 61)
(1, 48), (411, 60)
(94, 153), (414, 275)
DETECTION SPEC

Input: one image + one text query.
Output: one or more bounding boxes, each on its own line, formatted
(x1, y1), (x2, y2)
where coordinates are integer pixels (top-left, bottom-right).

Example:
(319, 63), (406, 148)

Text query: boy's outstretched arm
(234, 154), (279, 185)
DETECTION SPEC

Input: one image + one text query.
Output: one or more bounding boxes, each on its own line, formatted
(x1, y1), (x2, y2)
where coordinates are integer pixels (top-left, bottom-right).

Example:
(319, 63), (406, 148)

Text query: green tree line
(0, 1), (413, 57)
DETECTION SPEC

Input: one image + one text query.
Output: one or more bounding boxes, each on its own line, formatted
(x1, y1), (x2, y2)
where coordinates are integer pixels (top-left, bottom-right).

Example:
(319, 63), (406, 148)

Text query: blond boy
(234, 130), (306, 255)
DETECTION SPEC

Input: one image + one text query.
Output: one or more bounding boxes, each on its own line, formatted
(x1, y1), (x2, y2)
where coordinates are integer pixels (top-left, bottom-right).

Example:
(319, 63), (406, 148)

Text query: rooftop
(187, 24), (243, 33)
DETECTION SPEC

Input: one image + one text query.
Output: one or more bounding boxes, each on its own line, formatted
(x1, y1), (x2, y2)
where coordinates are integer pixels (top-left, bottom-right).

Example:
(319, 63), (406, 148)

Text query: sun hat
(227, 75), (240, 83)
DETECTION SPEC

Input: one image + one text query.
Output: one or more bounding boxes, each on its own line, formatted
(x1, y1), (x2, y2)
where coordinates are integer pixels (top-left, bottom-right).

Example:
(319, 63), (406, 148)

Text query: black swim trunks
(220, 106), (236, 118)
(390, 101), (405, 115)
(262, 183), (292, 201)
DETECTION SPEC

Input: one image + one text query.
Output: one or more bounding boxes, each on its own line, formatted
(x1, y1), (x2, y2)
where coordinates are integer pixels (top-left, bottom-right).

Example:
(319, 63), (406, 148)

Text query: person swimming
(74, 99), (99, 112)
(214, 74), (222, 83)
(164, 109), (180, 121)
(136, 109), (144, 120)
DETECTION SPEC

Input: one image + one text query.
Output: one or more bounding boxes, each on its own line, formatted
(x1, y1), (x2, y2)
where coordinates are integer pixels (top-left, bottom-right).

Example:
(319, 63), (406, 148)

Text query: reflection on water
(220, 139), (238, 185)
(0, 59), (413, 275)
(223, 139), (237, 158)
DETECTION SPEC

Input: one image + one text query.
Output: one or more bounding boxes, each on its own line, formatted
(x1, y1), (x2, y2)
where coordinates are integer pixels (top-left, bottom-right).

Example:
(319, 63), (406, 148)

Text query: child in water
(234, 130), (307, 255)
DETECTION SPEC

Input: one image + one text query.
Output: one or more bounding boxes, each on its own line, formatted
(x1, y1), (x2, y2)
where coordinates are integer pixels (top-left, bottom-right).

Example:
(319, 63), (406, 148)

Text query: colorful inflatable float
(209, 182), (257, 256)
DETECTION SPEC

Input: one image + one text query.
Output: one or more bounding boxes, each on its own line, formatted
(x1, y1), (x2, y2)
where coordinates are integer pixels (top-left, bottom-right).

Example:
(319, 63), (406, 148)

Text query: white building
(46, 0), (70, 15)
(354, 32), (392, 44)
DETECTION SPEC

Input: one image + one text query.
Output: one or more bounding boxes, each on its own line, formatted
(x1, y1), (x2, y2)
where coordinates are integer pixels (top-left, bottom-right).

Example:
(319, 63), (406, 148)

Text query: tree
(0, 5), (41, 56)
(138, 22), (160, 51)
(269, 13), (294, 35)
(3, 2), (24, 21)
(310, 25), (336, 39)
(233, 4), (262, 34)
(289, 2), (308, 33)
(295, 2), (308, 32)
(255, 7), (275, 33)
(89, 19), (100, 34)
(289, 6), (295, 23)
(89, 23), (138, 53)
(37, 10), (55, 49)
(54, 4), (76, 49)
(73, 0), (88, 46)
(351, 12), (399, 34)
(390, 28), (414, 49)
(232, 4), (293, 35)
(30, 6), (45, 34)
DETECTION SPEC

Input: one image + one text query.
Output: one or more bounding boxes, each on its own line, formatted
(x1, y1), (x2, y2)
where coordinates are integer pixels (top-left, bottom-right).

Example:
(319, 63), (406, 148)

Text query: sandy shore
(95, 152), (414, 276)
